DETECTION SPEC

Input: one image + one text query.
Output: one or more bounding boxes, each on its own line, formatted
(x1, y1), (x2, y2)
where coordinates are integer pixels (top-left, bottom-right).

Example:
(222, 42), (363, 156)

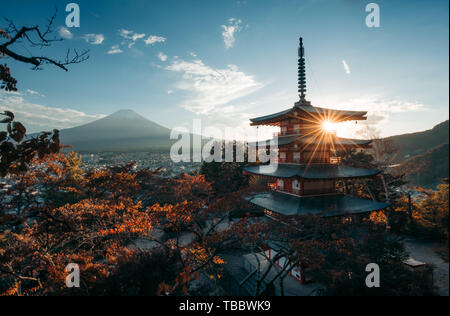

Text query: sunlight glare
(322, 120), (337, 133)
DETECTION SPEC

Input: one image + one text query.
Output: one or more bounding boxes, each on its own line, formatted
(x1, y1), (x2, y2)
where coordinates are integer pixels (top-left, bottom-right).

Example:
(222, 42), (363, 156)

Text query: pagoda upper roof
(250, 102), (368, 126)
(248, 135), (372, 148)
(245, 191), (388, 217)
(243, 164), (380, 180)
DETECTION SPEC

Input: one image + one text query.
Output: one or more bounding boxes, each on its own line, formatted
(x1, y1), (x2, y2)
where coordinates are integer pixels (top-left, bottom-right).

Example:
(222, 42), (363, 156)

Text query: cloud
(166, 58), (264, 114)
(118, 29), (146, 48)
(107, 45), (123, 54)
(58, 26), (73, 39)
(221, 18), (242, 49)
(189, 52), (197, 57)
(118, 29), (133, 38)
(26, 89), (45, 97)
(151, 62), (163, 69)
(144, 35), (166, 45)
(342, 60), (351, 74)
(157, 52), (168, 62)
(131, 33), (145, 41)
(83, 33), (105, 45)
(0, 92), (105, 133)
(117, 29), (166, 50)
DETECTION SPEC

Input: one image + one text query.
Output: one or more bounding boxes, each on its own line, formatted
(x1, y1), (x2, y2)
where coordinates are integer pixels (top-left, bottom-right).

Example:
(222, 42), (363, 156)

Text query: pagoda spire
(298, 37), (306, 102)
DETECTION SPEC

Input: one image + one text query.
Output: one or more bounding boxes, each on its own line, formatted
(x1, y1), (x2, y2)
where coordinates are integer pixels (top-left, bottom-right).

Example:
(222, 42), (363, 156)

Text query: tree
(91, 248), (184, 296)
(0, 111), (60, 177)
(0, 10), (88, 73)
(200, 141), (252, 195)
(337, 139), (407, 231)
(1, 11), (89, 177)
(408, 182), (449, 244)
(0, 154), (259, 295)
(236, 212), (435, 296)
(0, 64), (17, 91)
(0, 196), (153, 295)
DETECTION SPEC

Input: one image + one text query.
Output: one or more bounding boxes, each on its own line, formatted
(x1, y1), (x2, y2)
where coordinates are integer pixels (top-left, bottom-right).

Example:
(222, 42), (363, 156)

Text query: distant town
(80, 152), (202, 177)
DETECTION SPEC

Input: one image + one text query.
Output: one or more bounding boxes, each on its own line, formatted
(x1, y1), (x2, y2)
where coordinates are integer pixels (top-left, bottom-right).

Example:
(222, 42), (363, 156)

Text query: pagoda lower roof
(248, 135), (372, 147)
(245, 191), (389, 217)
(243, 164), (380, 180)
(250, 103), (367, 125)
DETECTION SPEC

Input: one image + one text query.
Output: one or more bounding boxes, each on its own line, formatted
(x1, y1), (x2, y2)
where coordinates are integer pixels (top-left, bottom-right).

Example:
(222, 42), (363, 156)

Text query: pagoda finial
(298, 37), (306, 102)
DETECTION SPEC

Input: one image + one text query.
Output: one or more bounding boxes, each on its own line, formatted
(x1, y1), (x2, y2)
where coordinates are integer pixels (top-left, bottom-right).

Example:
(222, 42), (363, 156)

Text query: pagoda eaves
(245, 191), (389, 218)
(243, 164), (380, 180)
(250, 103), (368, 127)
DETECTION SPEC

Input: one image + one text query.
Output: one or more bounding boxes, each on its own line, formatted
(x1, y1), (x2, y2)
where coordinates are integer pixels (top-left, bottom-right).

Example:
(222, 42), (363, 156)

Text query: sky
(1, 0), (449, 140)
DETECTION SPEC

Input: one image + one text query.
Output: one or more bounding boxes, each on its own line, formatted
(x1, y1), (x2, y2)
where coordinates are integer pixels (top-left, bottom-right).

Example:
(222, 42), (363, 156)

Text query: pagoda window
(291, 267), (302, 281)
(292, 180), (300, 194)
(293, 152), (301, 163)
(281, 126), (287, 135)
(277, 256), (287, 269)
(279, 152), (287, 162)
(293, 124), (300, 133)
(277, 179), (284, 189)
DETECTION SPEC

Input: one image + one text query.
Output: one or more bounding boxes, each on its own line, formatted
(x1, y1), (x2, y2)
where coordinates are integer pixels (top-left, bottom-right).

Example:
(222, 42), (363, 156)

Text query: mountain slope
(396, 143), (449, 187)
(60, 110), (174, 152)
(387, 120), (449, 162)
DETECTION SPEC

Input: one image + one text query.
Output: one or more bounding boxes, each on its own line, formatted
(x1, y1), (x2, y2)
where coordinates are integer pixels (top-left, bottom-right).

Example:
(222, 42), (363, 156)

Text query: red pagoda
(240, 38), (388, 287)
(243, 38), (388, 221)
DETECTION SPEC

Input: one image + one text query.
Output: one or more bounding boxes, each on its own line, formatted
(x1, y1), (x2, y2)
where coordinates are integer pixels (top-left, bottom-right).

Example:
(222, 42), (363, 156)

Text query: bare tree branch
(0, 10), (89, 72)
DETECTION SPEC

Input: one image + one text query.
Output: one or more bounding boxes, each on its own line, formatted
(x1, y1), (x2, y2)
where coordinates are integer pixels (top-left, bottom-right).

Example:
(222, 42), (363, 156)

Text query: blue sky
(1, 0), (448, 139)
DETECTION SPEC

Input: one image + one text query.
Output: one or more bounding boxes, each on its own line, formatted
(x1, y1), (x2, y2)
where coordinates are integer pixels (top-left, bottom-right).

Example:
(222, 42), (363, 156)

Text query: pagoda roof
(245, 191), (388, 217)
(242, 164), (380, 180)
(250, 103), (368, 126)
(248, 135), (372, 148)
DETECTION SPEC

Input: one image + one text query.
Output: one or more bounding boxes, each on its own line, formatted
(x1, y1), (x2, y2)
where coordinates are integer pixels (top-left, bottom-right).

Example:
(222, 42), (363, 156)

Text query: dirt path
(402, 237), (449, 296)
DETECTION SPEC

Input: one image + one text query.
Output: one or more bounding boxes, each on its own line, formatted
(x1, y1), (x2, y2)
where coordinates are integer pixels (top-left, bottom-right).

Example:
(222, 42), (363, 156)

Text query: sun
(322, 120), (337, 133)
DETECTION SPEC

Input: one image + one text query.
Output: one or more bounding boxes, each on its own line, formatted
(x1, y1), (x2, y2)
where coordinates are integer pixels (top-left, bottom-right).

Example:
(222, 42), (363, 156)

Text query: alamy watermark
(65, 3), (80, 28)
(366, 3), (380, 28)
(169, 119), (279, 169)
(65, 263), (80, 288)
(365, 263), (381, 288)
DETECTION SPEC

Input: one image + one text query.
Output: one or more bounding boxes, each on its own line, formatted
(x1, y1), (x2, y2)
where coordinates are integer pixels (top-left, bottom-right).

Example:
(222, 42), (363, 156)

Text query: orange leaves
(2, 282), (21, 296)
(147, 199), (199, 232)
(1, 150), (260, 296)
(369, 210), (388, 224)
(85, 168), (139, 200)
(212, 256), (225, 265)
(0, 195), (154, 295)
(50, 197), (152, 241)
(157, 282), (172, 296)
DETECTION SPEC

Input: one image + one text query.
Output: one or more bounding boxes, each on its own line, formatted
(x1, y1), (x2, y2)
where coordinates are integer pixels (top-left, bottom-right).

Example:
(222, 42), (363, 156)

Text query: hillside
(387, 120), (449, 162)
(396, 143), (449, 187)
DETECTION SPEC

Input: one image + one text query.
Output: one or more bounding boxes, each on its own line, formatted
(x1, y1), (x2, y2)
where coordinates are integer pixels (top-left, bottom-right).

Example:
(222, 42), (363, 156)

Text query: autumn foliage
(0, 146), (258, 295)
(0, 116), (441, 296)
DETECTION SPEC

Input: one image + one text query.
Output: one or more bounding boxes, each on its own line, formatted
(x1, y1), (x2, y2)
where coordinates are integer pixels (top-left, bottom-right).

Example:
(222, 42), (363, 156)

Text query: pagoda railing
(330, 157), (341, 164)
(278, 158), (301, 164)
(268, 184), (301, 197)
